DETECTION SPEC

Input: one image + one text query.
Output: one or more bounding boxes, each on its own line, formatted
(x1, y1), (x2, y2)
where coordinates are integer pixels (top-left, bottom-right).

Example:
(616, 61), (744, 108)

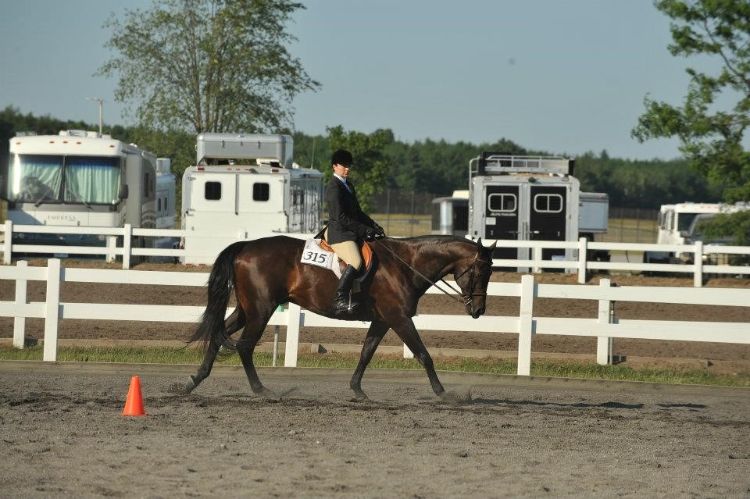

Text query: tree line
(0, 105), (721, 213)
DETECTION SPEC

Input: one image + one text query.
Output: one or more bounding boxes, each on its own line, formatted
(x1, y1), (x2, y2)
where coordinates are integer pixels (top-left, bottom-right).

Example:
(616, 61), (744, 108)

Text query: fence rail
(1, 221), (749, 287)
(2, 259), (748, 376)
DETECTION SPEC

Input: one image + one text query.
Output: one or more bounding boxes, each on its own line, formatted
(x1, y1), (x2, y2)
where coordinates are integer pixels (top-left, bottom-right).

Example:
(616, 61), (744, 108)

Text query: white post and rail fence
(2, 221), (750, 287)
(1, 259), (748, 376)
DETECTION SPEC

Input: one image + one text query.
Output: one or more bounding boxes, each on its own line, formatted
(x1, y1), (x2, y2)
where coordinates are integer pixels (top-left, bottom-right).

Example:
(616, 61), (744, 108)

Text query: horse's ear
(489, 240), (497, 250)
(476, 237), (482, 247)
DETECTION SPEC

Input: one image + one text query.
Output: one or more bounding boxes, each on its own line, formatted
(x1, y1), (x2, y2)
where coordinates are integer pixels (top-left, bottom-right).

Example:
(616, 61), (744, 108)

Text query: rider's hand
(373, 223), (386, 238)
(364, 228), (377, 241)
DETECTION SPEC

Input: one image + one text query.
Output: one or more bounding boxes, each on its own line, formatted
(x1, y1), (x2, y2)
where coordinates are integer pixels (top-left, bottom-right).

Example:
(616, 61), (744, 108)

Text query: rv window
(158, 198), (162, 212)
(253, 183), (270, 201)
(534, 194), (563, 213)
(488, 193), (516, 213)
(205, 181), (222, 200)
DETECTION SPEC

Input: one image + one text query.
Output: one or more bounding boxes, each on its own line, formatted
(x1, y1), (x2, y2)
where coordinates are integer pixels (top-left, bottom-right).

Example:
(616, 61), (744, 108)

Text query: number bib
(300, 239), (337, 273)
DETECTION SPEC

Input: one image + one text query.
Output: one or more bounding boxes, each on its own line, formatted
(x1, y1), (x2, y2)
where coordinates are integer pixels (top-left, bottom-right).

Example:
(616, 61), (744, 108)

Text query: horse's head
(454, 238), (495, 319)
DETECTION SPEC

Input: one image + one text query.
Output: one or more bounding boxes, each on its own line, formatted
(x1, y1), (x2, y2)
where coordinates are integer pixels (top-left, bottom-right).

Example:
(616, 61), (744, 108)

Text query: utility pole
(87, 97), (104, 136)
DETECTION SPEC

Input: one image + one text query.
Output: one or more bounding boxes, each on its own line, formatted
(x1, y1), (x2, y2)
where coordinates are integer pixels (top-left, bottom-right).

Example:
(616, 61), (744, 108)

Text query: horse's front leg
(390, 317), (445, 397)
(350, 320), (390, 400)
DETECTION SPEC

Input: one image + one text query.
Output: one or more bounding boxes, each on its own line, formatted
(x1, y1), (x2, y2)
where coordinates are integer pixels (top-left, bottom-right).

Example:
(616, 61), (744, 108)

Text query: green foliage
(97, 0), (319, 133)
(575, 150), (721, 209)
(326, 125), (394, 211)
(632, 0), (750, 228)
(696, 209), (750, 246)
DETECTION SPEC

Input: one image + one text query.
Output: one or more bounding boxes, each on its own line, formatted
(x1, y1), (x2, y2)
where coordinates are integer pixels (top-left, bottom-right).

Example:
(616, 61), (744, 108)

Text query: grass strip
(1, 345), (747, 387)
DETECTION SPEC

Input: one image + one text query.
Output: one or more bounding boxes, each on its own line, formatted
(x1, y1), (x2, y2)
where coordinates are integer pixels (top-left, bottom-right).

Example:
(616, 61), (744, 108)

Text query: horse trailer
(467, 153), (609, 269)
(180, 133), (324, 264)
(2, 130), (175, 252)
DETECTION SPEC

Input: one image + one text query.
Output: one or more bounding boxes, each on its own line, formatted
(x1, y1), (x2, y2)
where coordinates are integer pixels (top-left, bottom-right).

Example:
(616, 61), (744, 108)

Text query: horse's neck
(410, 243), (461, 282)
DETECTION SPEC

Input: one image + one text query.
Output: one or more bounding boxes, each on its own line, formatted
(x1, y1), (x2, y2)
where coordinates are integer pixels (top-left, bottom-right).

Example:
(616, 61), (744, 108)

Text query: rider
(325, 149), (385, 315)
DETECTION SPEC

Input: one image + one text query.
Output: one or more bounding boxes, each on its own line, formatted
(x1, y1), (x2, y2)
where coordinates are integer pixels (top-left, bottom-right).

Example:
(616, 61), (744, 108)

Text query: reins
(373, 239), (487, 305)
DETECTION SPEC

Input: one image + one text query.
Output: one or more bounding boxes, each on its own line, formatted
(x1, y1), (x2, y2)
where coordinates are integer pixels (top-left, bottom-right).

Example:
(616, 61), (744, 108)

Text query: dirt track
(0, 362), (748, 497)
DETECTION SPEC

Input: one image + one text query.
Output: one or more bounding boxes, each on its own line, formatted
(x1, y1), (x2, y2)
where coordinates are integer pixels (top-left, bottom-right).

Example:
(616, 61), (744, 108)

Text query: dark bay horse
(179, 235), (495, 400)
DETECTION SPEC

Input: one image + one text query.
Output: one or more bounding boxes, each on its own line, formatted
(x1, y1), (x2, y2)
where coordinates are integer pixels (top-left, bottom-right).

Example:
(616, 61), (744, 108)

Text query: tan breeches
(324, 229), (362, 270)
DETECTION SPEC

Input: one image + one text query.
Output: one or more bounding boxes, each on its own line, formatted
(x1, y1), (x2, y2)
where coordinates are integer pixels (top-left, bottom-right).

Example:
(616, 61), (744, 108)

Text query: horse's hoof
(254, 387), (280, 402)
(349, 391), (369, 402)
(168, 379), (195, 394)
(438, 390), (472, 404)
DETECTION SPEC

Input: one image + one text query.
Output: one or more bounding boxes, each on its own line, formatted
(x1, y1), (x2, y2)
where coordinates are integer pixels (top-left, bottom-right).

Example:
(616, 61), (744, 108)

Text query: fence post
(693, 241), (703, 288)
(532, 247), (542, 273)
(43, 259), (62, 362)
(578, 237), (588, 284)
(13, 260), (28, 348)
(596, 278), (613, 365)
(283, 302), (302, 367)
(122, 224), (132, 269)
(106, 236), (117, 263)
(3, 220), (12, 264)
(517, 275), (535, 376)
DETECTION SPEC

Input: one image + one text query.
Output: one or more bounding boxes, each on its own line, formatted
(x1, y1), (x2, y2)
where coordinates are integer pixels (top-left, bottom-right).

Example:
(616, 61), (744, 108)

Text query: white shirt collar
(333, 173), (348, 184)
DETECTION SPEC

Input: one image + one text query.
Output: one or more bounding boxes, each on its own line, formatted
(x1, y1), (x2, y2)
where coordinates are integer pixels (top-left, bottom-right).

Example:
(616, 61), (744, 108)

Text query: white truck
(645, 202), (750, 263)
(466, 153), (609, 268)
(180, 133), (324, 264)
(2, 130), (175, 251)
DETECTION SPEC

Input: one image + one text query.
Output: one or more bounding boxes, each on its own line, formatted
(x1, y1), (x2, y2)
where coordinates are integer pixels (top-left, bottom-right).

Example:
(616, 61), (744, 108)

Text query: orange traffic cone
(122, 375), (146, 416)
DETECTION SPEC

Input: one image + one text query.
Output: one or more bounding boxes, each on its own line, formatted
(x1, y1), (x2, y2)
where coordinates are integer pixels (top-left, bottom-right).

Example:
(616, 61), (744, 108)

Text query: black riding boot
(332, 265), (360, 315)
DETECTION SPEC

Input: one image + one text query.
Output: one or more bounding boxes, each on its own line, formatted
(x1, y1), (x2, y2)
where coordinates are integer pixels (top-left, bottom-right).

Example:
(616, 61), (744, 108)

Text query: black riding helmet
(331, 149), (353, 167)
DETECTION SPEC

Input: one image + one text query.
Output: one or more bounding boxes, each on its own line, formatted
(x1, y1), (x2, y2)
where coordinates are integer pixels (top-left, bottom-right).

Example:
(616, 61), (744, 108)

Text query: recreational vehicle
(2, 130), (175, 250)
(466, 153), (609, 269)
(645, 202), (750, 264)
(180, 133), (324, 264)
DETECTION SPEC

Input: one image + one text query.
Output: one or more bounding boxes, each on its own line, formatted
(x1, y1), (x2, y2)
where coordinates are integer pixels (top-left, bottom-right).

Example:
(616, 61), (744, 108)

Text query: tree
(327, 126), (393, 212)
(98, 0), (319, 133)
(632, 0), (750, 205)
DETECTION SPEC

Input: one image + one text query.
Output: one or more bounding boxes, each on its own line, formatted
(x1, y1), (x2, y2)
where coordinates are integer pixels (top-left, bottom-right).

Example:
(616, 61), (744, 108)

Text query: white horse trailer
(2, 130), (175, 252)
(180, 133), (323, 264)
(467, 153), (609, 270)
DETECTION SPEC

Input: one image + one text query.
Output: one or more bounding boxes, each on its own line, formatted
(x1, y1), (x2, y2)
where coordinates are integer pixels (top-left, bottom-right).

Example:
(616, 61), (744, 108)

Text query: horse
(177, 235), (495, 400)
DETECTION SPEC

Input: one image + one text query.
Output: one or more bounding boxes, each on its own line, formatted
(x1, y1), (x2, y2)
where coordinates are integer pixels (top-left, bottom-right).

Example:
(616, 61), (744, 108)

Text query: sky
(0, 0), (709, 160)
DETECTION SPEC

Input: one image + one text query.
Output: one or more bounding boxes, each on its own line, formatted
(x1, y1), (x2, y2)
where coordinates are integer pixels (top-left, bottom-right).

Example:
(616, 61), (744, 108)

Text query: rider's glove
(364, 228), (378, 241)
(372, 223), (386, 238)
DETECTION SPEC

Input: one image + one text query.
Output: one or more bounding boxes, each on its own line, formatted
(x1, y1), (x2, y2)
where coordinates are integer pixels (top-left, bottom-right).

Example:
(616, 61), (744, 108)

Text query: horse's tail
(189, 241), (246, 349)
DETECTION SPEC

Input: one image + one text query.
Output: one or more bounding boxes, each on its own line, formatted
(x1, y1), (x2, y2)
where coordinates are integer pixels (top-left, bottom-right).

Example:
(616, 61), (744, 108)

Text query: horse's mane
(382, 234), (478, 249)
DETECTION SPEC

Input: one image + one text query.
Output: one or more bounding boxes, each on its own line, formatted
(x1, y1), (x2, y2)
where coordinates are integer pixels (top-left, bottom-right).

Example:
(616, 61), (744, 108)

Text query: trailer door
(530, 185), (566, 260)
(484, 185), (519, 260)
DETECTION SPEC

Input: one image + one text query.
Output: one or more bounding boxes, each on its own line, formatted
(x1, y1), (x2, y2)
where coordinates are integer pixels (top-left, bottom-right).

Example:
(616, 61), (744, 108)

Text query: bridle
(374, 240), (490, 307)
(453, 253), (491, 307)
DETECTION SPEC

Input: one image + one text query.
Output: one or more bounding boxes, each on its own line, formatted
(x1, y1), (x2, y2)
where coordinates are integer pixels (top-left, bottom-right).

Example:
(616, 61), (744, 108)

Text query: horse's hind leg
(236, 314), (275, 397)
(178, 308), (246, 394)
(390, 318), (445, 397)
(350, 320), (389, 400)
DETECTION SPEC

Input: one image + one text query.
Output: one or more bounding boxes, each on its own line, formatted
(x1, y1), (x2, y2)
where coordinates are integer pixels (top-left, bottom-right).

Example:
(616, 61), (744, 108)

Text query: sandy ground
(0, 362), (748, 498)
(1, 262), (749, 375)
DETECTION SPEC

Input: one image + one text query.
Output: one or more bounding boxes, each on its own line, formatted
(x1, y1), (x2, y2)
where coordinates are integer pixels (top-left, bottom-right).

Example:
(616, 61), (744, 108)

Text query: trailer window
(534, 194), (563, 213)
(253, 183), (270, 201)
(488, 193), (516, 213)
(205, 181), (222, 200)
